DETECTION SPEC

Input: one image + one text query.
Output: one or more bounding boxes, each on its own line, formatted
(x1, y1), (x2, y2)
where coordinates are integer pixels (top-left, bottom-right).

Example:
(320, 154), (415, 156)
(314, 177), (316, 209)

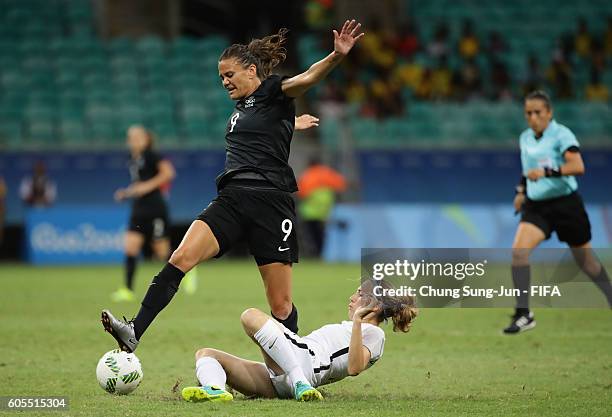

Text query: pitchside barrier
(24, 206), (128, 265)
(324, 204), (612, 262)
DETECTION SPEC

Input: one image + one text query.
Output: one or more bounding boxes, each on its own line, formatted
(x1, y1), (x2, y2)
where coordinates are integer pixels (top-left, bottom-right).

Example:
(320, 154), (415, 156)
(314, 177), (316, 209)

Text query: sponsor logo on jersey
(245, 96), (255, 108)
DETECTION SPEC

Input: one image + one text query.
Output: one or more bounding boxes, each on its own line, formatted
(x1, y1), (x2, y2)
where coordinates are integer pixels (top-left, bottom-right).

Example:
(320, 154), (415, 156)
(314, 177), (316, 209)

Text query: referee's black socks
(588, 266), (612, 307)
(133, 263), (185, 340)
(272, 303), (299, 334)
(512, 265), (531, 315)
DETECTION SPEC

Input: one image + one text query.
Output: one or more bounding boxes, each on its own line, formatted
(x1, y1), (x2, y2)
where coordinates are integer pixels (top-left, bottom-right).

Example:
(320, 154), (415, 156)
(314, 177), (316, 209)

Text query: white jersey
(302, 321), (385, 387)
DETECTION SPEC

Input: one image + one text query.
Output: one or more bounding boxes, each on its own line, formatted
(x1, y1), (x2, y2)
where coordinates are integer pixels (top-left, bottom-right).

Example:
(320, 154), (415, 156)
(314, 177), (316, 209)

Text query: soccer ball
(96, 349), (143, 395)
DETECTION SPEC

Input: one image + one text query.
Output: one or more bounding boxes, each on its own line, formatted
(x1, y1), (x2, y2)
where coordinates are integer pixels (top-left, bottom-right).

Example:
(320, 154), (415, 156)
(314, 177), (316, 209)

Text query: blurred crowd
(306, 11), (612, 119)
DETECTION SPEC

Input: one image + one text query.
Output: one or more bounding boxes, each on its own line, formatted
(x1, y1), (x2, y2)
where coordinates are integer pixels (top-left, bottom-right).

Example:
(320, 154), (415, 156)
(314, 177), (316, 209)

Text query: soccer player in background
(101, 20), (365, 352)
(504, 90), (612, 334)
(111, 125), (179, 302)
(180, 280), (417, 402)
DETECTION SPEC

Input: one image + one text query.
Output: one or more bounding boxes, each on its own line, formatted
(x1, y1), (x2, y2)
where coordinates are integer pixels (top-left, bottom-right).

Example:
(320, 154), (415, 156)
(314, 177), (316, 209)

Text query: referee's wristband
(544, 167), (562, 177)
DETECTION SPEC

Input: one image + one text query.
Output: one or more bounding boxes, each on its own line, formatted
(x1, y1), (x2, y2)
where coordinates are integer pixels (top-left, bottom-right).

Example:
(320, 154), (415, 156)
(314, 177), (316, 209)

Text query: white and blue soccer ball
(96, 349), (143, 395)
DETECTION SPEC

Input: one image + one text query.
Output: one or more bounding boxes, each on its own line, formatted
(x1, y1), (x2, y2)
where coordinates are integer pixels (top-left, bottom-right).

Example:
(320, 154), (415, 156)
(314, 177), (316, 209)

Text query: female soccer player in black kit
(111, 125), (176, 302)
(102, 20), (364, 352)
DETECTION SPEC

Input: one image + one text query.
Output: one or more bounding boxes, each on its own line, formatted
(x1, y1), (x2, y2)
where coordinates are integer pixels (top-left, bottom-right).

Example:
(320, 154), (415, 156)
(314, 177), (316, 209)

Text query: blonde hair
(219, 28), (288, 79)
(361, 279), (418, 333)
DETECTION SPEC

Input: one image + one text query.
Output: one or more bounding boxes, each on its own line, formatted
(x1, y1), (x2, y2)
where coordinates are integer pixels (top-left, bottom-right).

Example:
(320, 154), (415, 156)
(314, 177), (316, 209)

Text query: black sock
(133, 263), (185, 340)
(512, 265), (531, 314)
(588, 266), (612, 307)
(125, 256), (137, 290)
(272, 304), (299, 334)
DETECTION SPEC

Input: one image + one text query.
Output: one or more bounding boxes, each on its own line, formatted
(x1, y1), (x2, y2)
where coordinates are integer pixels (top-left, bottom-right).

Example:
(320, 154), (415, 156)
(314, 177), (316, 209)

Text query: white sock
(253, 319), (308, 387)
(195, 357), (226, 389)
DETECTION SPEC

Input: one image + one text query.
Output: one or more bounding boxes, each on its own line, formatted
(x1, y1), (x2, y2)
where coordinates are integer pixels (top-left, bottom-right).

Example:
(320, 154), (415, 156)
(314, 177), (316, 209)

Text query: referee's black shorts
(521, 191), (592, 246)
(197, 180), (299, 265)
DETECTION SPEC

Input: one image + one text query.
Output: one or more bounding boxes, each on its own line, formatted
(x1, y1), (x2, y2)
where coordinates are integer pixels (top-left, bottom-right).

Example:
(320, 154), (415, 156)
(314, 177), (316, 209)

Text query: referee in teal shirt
(504, 90), (612, 334)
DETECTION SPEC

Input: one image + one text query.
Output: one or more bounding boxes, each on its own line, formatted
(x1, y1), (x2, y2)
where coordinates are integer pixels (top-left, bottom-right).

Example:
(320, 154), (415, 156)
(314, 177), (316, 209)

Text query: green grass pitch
(1, 261), (610, 416)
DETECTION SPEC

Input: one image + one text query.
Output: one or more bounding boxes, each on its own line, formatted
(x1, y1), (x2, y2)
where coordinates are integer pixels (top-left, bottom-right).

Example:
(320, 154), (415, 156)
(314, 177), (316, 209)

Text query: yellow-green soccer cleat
(294, 381), (323, 402)
(182, 385), (233, 403)
(110, 287), (135, 302)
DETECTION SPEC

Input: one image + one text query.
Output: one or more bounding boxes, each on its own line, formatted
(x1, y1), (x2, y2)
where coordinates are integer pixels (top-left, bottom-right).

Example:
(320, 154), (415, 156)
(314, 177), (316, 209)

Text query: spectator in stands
(589, 39), (606, 73)
(605, 16), (612, 57)
(394, 20), (420, 58)
(394, 54), (424, 92)
(457, 58), (484, 101)
(574, 18), (592, 58)
(458, 19), (480, 59)
(369, 69), (404, 118)
(547, 56), (573, 99)
(415, 68), (433, 100)
(485, 31), (508, 60)
(490, 60), (513, 100)
(522, 55), (544, 95)
(304, 0), (334, 32)
(0, 176), (6, 245)
(297, 158), (346, 257)
(360, 21), (396, 70)
(19, 161), (56, 207)
(431, 56), (453, 99)
(345, 70), (367, 104)
(585, 68), (609, 102)
(427, 22), (450, 59)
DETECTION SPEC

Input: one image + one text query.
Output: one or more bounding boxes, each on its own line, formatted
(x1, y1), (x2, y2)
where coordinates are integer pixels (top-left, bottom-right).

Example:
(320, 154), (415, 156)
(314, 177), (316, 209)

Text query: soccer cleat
(110, 287), (135, 303)
(182, 268), (198, 295)
(294, 381), (323, 402)
(101, 309), (139, 352)
(503, 311), (536, 334)
(182, 385), (233, 403)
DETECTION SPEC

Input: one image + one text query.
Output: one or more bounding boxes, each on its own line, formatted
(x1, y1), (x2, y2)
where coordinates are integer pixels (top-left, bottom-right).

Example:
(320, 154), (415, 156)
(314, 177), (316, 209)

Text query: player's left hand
(295, 114), (320, 130)
(354, 305), (380, 322)
(527, 168), (545, 181)
(333, 19), (365, 56)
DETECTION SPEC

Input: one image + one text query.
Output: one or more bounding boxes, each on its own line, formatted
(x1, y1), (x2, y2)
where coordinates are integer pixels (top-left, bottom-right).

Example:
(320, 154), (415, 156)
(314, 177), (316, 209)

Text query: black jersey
(128, 149), (165, 213)
(216, 74), (297, 192)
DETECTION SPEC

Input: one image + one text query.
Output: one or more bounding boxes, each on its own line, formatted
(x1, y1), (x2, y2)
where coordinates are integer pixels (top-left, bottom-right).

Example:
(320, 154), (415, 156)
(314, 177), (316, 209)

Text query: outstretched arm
(282, 19), (364, 98)
(114, 160), (176, 201)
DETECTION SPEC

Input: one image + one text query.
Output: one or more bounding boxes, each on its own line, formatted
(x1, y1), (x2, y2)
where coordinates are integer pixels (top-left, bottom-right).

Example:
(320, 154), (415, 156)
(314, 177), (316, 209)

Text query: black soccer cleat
(503, 311), (536, 334)
(101, 309), (139, 352)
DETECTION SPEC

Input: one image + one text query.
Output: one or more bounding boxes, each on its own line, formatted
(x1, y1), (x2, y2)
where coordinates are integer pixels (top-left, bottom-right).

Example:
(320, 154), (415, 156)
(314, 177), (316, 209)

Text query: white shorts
(267, 325), (321, 399)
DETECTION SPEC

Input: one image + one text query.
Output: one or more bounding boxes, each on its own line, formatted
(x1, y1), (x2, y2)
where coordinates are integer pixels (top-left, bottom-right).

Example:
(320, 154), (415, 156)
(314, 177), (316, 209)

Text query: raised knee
(195, 347), (216, 360)
(240, 307), (262, 327)
(170, 247), (197, 270)
(511, 248), (530, 266)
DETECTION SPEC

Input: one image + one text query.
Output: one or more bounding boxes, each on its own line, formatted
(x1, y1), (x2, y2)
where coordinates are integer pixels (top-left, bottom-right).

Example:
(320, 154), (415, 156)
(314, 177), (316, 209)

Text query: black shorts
(521, 191), (592, 246)
(128, 207), (170, 241)
(197, 180), (298, 265)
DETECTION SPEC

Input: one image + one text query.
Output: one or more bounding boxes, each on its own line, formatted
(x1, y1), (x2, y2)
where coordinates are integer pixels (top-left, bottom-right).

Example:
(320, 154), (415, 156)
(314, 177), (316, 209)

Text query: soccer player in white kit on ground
(180, 280), (418, 402)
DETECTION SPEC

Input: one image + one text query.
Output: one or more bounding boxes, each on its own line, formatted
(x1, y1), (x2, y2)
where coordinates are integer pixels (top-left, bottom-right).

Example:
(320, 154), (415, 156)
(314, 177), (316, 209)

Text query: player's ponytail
(389, 302), (418, 333)
(220, 28), (288, 80)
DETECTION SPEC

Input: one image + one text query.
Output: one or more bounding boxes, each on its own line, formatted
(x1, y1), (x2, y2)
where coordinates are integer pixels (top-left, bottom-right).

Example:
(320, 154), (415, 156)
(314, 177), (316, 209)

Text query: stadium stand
(0, 0), (610, 149)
